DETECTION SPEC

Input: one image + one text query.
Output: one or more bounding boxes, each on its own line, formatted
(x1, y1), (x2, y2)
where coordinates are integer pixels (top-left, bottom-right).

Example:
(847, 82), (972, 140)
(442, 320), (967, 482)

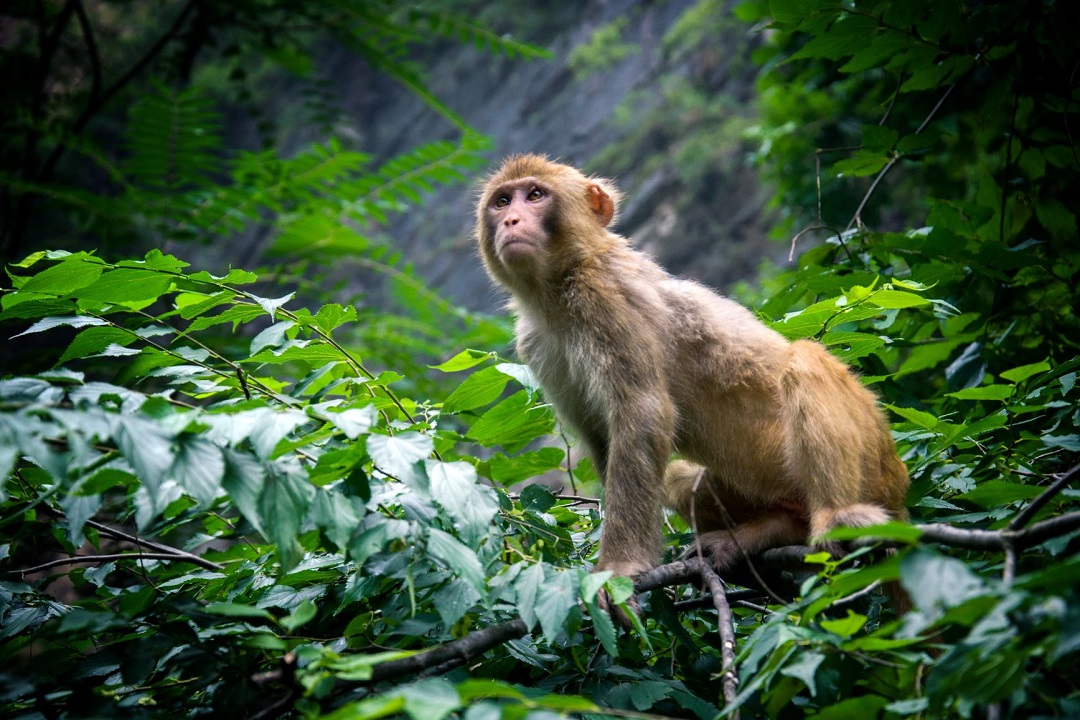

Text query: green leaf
(819, 610), (867, 638)
(281, 599), (318, 632)
(426, 527), (486, 595)
(1036, 196), (1077, 241)
(946, 384), (1015, 401)
(834, 151), (890, 177)
(430, 349), (496, 372)
(309, 487), (362, 551)
(487, 447), (565, 485)
(534, 567), (577, 643)
(443, 365), (510, 414)
(19, 258), (103, 295)
(221, 449), (267, 535)
(885, 404), (938, 429)
(11, 315), (107, 338)
(175, 290), (235, 319)
(426, 460), (499, 545)
(116, 415), (175, 501)
(257, 467), (315, 571)
(900, 548), (987, 615)
(780, 651), (825, 696)
(580, 571), (614, 604)
(172, 435), (225, 506)
(323, 404), (377, 440)
(69, 268), (172, 303)
(367, 432), (433, 479)
(58, 326), (135, 363)
(204, 602), (275, 622)
(400, 678), (462, 720)
(466, 390), (555, 451)
(187, 304), (264, 333)
(867, 289), (930, 309)
(513, 562), (544, 631)
(1000, 361), (1050, 384)
(248, 408), (309, 460)
(961, 481), (1045, 507)
(587, 597), (619, 657)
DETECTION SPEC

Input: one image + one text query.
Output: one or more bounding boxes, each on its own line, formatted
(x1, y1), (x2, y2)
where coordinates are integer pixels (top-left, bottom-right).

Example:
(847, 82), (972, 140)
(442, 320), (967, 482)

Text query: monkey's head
(476, 154), (623, 294)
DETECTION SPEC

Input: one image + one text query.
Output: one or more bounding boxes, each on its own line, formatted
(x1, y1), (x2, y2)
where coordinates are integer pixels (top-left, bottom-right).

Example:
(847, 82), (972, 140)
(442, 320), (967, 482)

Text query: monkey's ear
(587, 183), (616, 227)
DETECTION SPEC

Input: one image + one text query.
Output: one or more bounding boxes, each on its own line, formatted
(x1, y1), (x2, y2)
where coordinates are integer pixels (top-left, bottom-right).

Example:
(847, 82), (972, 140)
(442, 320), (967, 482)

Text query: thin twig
(1009, 465), (1079, 530)
(698, 564), (739, 714)
(845, 83), (956, 233)
(13, 553), (208, 575)
(71, 0), (101, 104)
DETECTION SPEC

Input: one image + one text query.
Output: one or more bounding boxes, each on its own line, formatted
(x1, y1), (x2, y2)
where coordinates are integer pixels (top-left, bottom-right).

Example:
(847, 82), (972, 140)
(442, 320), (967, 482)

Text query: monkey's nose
(505, 215), (519, 226)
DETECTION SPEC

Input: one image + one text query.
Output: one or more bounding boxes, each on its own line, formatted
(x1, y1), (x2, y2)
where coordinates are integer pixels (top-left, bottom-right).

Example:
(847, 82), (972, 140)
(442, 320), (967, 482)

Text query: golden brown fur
(476, 155), (909, 582)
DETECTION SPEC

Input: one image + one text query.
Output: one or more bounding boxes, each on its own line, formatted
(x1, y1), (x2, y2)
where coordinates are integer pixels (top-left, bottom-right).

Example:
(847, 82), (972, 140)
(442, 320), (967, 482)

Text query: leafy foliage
(1, 1), (1079, 719)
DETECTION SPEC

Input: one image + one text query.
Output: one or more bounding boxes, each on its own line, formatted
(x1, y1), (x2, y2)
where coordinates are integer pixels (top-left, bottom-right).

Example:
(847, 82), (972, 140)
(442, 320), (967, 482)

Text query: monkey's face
(482, 177), (554, 267)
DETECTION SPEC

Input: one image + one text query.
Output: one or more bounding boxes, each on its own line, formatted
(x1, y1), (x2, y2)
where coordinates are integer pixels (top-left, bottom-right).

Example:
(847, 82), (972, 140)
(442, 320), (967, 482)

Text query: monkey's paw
(680, 533), (738, 572)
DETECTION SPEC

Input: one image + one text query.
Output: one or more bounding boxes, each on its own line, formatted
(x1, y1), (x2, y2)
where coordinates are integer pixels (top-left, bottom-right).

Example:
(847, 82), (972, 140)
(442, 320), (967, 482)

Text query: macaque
(475, 154), (909, 585)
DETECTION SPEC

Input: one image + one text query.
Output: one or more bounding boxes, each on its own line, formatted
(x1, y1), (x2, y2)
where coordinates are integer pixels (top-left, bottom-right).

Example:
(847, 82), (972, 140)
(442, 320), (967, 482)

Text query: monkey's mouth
(498, 238), (536, 258)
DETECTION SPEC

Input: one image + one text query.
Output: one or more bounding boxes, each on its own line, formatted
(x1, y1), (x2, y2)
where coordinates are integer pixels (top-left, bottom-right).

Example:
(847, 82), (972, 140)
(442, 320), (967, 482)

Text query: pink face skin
(485, 177), (552, 264)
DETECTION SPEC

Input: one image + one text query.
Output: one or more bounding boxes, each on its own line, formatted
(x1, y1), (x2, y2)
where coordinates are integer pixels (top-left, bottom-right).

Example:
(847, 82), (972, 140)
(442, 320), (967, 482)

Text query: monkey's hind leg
(780, 340), (893, 545)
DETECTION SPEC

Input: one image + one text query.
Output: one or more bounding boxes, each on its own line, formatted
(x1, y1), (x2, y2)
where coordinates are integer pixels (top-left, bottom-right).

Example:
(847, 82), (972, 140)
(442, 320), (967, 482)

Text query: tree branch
(1009, 465), (1079, 530)
(12, 552), (215, 575)
(699, 564), (739, 714)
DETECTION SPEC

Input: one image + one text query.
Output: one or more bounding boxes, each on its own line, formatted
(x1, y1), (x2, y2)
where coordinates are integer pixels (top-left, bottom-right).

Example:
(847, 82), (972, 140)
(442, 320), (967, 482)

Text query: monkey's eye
(494, 195), (510, 208)
(527, 188), (544, 201)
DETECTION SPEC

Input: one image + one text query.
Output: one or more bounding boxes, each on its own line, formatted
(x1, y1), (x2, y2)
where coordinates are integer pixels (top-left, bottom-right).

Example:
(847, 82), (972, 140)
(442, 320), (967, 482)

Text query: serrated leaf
(187, 304), (264, 332)
(115, 415), (175, 499)
(514, 562), (544, 631)
(324, 405), (377, 440)
(70, 268), (172, 303)
(58, 326), (135, 363)
(12, 315), (107, 338)
(175, 290), (235, 319)
(250, 320), (295, 354)
(172, 435), (225, 506)
(221, 449), (266, 535)
(244, 344), (345, 367)
(205, 602), (275, 621)
(20, 258), (103, 295)
(780, 651), (825, 696)
(281, 599), (318, 632)
(427, 527), (485, 595)
(257, 466), (315, 571)
(309, 486), (362, 551)
(466, 391), (555, 451)
(580, 571), (613, 604)
(248, 408), (309, 460)
(960, 481), (1045, 507)
(900, 548), (986, 615)
(534, 568), (577, 643)
(367, 432), (433, 479)
(443, 365), (510, 414)
(1000, 361), (1050, 384)
(885, 404), (938, 429)
(867, 289), (930, 308)
(587, 598), (619, 657)
(430, 349), (495, 372)
(946, 384), (1014, 401)
(426, 460), (499, 544)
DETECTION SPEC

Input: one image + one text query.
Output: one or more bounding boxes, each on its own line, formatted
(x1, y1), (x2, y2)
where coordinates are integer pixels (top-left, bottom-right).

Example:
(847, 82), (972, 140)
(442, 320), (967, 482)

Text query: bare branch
(699, 564), (739, 714)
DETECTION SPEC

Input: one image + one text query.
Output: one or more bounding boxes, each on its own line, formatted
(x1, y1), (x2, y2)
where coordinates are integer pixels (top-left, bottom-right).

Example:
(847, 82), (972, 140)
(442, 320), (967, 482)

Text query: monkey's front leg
(593, 393), (676, 581)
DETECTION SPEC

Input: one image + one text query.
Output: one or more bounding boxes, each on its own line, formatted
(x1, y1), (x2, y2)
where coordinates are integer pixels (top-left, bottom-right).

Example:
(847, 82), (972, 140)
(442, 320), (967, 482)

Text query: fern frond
(408, 10), (552, 61)
(124, 81), (223, 191)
